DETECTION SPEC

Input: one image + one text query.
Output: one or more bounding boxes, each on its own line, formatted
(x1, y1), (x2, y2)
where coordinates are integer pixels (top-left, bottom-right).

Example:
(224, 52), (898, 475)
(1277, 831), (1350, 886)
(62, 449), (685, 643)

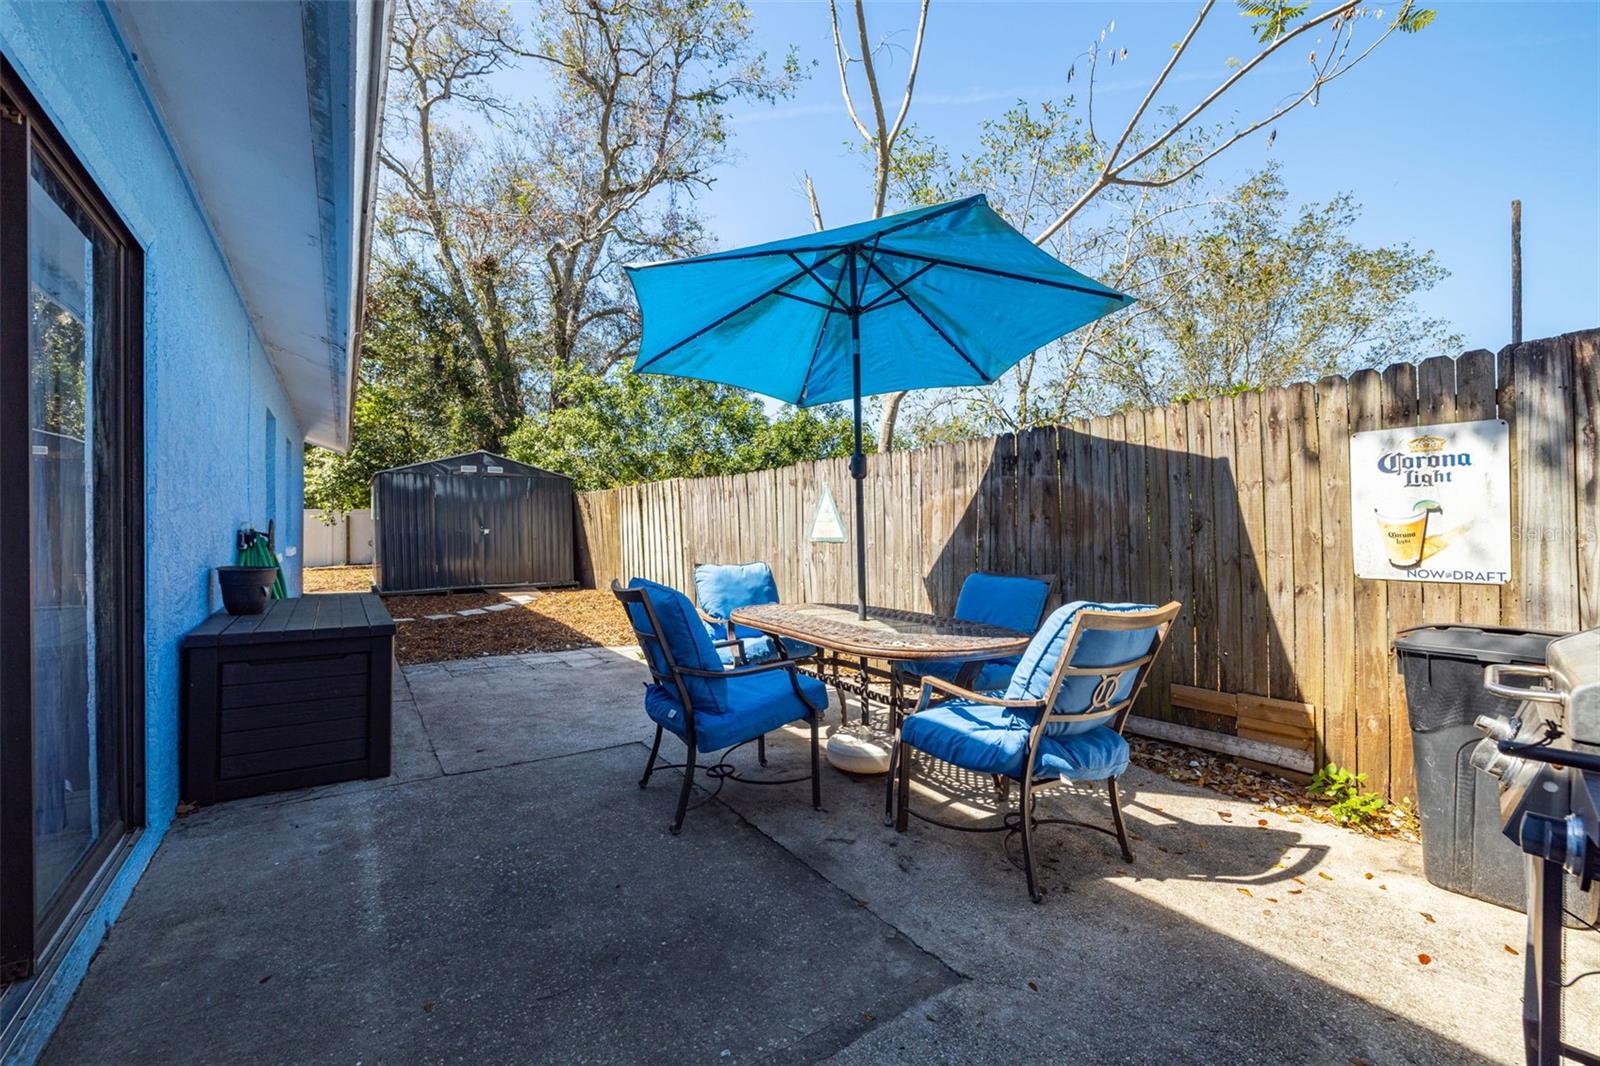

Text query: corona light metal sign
(1349, 418), (1510, 584)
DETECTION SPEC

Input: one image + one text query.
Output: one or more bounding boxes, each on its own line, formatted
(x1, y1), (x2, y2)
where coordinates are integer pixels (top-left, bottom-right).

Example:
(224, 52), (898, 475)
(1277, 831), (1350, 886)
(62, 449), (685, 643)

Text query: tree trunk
(876, 391), (904, 452)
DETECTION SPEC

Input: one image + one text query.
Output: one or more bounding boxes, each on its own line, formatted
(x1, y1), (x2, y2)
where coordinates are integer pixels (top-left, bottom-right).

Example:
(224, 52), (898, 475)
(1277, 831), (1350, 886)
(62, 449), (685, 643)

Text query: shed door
(433, 473), (485, 589)
(478, 476), (532, 587)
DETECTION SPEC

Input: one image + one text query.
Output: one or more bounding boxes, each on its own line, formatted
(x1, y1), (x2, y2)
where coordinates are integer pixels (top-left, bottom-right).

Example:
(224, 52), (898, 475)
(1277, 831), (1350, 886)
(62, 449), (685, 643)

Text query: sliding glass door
(1, 57), (143, 985)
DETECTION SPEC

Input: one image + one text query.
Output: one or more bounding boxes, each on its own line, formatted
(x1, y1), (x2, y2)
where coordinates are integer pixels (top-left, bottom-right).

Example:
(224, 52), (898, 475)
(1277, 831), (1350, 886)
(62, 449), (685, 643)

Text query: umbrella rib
(873, 247), (1127, 300)
(774, 290), (839, 312)
(866, 260), (987, 380)
(786, 252), (852, 311)
(796, 251), (855, 405)
(634, 260), (828, 371)
(859, 261), (936, 313)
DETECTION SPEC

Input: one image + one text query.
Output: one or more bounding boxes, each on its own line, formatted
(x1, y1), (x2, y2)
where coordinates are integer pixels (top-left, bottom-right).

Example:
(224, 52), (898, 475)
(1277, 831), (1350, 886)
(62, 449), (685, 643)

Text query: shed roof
(372, 451), (572, 482)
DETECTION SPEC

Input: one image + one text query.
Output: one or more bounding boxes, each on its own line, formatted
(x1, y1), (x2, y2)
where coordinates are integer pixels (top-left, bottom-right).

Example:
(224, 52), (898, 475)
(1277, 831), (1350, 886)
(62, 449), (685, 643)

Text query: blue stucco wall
(0, 4), (306, 1059)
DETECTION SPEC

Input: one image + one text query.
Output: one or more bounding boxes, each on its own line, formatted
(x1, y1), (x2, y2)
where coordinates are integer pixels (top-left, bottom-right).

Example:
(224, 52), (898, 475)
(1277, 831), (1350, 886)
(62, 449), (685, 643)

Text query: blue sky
(700, 0), (1599, 354)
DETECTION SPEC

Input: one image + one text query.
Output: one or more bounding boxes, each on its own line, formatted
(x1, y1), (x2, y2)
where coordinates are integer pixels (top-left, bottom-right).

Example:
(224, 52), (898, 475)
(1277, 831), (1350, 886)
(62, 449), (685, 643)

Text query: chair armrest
(919, 675), (1045, 710)
(711, 638), (742, 650)
(677, 658), (824, 714)
(696, 607), (736, 642)
(678, 659), (797, 680)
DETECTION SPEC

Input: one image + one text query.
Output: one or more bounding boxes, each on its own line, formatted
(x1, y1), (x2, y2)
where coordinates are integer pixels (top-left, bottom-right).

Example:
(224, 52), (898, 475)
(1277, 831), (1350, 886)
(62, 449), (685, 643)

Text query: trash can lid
(1393, 624), (1567, 665)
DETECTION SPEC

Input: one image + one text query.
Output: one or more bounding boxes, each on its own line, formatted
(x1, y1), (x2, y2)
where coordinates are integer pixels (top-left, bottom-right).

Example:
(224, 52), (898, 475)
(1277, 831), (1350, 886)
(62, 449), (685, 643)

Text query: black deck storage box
(182, 593), (395, 804)
(1394, 624), (1565, 909)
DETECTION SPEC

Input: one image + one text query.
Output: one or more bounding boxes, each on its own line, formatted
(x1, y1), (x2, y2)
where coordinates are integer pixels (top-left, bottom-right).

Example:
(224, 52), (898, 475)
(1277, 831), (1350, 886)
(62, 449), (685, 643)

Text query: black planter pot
(217, 565), (277, 615)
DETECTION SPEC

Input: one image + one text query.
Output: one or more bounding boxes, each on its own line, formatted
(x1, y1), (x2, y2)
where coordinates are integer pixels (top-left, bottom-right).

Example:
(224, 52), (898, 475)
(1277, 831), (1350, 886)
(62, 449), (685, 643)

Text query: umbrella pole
(849, 254), (867, 621)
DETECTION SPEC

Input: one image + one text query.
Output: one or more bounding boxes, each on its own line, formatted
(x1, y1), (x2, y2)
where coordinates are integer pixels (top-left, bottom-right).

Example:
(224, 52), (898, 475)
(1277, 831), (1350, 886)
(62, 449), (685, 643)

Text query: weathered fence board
(574, 331), (1599, 801)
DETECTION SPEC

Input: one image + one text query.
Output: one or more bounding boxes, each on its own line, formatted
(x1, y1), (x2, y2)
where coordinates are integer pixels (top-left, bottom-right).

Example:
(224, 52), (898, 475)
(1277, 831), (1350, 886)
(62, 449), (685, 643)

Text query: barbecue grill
(1473, 626), (1600, 1065)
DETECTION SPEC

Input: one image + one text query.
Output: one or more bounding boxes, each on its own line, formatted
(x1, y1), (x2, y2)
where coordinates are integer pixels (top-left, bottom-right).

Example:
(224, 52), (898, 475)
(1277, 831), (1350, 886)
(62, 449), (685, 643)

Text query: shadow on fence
(576, 329), (1600, 802)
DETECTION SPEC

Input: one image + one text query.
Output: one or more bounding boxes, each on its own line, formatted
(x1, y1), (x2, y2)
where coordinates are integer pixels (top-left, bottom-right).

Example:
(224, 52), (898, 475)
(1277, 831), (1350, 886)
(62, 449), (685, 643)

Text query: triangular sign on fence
(809, 484), (847, 543)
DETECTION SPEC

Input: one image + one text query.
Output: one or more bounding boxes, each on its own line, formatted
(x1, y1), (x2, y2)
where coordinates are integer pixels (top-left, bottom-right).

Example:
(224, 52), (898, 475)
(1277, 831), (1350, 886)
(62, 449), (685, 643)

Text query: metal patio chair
(692, 560), (818, 668)
(612, 578), (825, 833)
(889, 600), (1181, 903)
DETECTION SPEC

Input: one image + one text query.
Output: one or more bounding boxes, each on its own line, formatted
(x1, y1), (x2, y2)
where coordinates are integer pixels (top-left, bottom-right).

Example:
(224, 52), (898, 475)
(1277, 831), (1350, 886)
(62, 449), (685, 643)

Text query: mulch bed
(1128, 736), (1420, 842)
(301, 565), (374, 593)
(303, 568), (636, 664)
(385, 589), (635, 664)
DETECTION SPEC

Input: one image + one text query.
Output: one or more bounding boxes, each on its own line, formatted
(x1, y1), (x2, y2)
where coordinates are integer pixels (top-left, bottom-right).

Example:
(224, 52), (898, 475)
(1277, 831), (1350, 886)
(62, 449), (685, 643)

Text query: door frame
(0, 55), (146, 984)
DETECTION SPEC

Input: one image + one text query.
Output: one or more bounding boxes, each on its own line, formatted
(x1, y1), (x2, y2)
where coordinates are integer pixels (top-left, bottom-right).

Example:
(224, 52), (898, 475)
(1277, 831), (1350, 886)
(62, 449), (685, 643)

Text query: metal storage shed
(370, 452), (576, 594)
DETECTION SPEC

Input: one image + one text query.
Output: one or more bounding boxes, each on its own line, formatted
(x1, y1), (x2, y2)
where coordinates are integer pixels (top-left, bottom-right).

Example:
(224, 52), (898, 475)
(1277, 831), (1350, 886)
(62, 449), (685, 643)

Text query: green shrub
(1309, 764), (1387, 828)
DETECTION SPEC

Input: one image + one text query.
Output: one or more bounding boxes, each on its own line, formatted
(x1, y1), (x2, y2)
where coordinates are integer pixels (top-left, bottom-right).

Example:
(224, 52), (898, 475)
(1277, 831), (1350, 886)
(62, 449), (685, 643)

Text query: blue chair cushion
(624, 579), (729, 715)
(893, 574), (1048, 692)
(694, 562), (780, 622)
(1004, 601), (1163, 731)
(645, 669), (827, 753)
(900, 658), (1015, 694)
(711, 631), (820, 667)
(901, 698), (1130, 782)
(954, 572), (1051, 632)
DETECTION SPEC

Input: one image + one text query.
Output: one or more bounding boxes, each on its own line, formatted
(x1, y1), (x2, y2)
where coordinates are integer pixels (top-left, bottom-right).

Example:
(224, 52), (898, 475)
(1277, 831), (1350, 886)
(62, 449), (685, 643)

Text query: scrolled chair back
(1003, 600), (1182, 745)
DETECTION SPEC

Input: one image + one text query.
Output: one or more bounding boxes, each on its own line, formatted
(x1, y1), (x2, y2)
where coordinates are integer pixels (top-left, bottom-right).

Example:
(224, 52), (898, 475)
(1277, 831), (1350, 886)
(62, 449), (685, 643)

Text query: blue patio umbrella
(624, 194), (1133, 618)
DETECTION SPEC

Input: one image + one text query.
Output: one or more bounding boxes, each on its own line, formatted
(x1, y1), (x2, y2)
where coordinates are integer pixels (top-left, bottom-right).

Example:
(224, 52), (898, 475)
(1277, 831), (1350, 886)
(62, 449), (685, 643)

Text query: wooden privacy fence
(576, 330), (1599, 802)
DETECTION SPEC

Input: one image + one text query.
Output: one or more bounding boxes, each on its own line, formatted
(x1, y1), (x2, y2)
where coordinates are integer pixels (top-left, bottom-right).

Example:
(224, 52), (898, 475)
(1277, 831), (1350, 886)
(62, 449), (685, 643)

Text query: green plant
(1309, 764), (1387, 828)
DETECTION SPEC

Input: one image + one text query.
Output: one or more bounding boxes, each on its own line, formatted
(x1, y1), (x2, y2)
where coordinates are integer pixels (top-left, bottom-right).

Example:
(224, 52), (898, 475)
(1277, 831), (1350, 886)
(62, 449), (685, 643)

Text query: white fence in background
(303, 508), (374, 568)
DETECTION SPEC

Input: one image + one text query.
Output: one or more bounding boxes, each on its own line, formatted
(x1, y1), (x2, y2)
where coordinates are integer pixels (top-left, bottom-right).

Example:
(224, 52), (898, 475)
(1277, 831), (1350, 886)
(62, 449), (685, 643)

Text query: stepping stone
(458, 608), (487, 616)
(423, 613), (455, 621)
(484, 603), (516, 612)
(391, 617), (414, 623)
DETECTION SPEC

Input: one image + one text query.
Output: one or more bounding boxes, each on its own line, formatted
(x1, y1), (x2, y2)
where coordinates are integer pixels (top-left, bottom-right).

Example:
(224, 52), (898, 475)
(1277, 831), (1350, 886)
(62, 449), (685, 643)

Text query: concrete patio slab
(39, 649), (1600, 1065)
(45, 744), (956, 1065)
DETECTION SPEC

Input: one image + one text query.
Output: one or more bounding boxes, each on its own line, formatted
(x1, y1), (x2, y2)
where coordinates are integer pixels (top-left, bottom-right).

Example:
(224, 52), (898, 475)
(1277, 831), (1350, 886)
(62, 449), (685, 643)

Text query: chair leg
(671, 744), (697, 835)
(883, 699), (902, 826)
(758, 733), (768, 767)
(894, 737), (912, 833)
(810, 712), (822, 811)
(1019, 777), (1043, 904)
(1108, 777), (1134, 863)
(859, 656), (871, 725)
(640, 725), (663, 789)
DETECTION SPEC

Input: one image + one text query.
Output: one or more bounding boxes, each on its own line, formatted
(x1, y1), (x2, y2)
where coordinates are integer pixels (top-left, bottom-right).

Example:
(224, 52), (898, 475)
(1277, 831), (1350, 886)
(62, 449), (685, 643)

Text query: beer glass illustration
(1374, 505), (1430, 568)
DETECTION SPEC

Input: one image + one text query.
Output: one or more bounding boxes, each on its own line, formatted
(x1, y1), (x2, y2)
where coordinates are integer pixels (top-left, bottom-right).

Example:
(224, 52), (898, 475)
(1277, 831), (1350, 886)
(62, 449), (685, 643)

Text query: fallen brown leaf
(1417, 954), (1432, 966)
(1421, 912), (1436, 924)
(1318, 871), (1333, 881)
(1288, 889), (1303, 895)
(1027, 981), (1038, 992)
(1504, 945), (1520, 956)
(1237, 887), (1253, 897)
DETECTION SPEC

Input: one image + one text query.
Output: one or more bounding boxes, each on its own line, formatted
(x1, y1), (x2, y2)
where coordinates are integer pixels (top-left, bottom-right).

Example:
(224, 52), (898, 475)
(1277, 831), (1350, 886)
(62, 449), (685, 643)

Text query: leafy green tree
(1108, 165), (1459, 406)
(503, 368), (851, 491)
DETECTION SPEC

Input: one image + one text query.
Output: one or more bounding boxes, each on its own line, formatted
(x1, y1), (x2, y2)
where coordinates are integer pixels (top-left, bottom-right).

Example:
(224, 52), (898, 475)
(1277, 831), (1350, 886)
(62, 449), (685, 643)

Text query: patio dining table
(728, 602), (1032, 732)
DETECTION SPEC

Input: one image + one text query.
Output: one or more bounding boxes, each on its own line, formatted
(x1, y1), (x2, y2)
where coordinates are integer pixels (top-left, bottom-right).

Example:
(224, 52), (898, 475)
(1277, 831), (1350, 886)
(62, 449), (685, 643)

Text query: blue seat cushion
(901, 698), (1130, 782)
(623, 578), (729, 715)
(645, 669), (827, 753)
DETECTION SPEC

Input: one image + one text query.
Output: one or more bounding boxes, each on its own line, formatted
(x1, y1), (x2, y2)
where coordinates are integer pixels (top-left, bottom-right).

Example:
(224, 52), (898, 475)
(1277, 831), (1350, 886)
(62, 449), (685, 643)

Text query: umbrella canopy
(624, 194), (1133, 616)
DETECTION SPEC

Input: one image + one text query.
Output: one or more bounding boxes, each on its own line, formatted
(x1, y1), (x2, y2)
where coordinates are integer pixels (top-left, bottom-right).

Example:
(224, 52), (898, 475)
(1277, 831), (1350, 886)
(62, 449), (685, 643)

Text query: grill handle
(1482, 663), (1564, 705)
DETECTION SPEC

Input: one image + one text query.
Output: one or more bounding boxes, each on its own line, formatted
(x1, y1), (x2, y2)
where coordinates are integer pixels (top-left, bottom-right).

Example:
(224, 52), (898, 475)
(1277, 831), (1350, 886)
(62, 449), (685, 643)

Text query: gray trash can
(1394, 624), (1565, 910)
